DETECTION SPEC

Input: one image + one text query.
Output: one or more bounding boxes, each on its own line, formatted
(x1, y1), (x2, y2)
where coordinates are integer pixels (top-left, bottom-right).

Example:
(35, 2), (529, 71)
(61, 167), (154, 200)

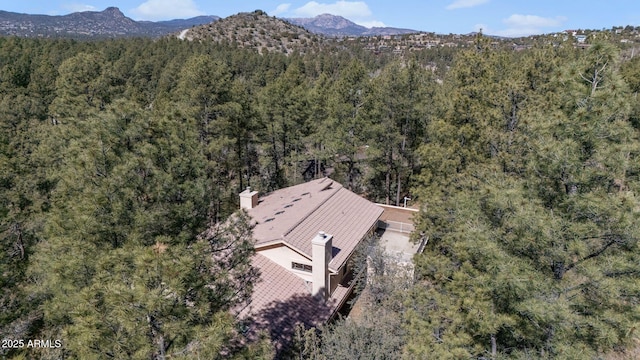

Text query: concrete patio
(376, 228), (419, 263)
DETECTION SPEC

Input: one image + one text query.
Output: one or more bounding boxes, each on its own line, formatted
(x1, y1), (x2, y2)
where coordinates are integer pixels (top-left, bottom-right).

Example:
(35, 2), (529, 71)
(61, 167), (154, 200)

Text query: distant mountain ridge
(285, 14), (418, 36)
(0, 7), (417, 40)
(0, 7), (219, 38)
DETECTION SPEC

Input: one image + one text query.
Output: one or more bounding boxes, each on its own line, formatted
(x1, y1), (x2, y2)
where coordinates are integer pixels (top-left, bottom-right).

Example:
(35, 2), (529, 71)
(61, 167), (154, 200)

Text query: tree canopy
(0, 34), (639, 359)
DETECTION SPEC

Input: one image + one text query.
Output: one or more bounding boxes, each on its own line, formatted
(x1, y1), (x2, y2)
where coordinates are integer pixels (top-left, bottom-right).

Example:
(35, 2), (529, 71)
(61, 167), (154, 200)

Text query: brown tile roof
(237, 254), (320, 320)
(237, 178), (381, 351)
(238, 254), (344, 351)
(247, 177), (383, 271)
(248, 178), (339, 244)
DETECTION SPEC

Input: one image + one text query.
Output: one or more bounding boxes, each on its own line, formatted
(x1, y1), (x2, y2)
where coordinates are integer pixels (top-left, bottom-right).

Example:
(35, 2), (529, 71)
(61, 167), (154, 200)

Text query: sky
(2, 0), (640, 37)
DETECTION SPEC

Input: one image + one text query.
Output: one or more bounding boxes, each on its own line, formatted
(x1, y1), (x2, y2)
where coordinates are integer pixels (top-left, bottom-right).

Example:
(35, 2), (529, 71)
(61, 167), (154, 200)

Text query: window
(292, 262), (312, 273)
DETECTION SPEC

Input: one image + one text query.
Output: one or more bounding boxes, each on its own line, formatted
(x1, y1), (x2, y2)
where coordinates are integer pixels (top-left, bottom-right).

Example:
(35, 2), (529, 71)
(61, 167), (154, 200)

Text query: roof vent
(321, 181), (333, 191)
(275, 211), (285, 215)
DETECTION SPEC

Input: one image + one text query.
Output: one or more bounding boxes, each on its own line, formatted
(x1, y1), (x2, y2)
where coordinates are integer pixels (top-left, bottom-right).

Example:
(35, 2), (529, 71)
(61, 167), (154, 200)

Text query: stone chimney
(312, 231), (333, 301)
(239, 187), (259, 210)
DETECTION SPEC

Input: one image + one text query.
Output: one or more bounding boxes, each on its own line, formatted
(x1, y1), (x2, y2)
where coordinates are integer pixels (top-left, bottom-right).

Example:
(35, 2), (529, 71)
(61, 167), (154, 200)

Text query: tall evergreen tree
(256, 60), (311, 189)
(323, 59), (369, 191)
(364, 60), (433, 205)
(27, 99), (261, 359)
(173, 54), (243, 219)
(410, 43), (640, 358)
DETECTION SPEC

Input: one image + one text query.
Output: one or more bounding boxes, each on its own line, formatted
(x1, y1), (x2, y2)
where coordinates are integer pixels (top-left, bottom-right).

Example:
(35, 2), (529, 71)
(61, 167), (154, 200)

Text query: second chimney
(239, 187), (259, 210)
(312, 231), (333, 301)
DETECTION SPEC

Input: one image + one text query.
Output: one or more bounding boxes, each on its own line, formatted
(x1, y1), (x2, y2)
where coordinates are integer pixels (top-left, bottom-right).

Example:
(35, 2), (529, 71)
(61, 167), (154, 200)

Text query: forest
(0, 33), (639, 359)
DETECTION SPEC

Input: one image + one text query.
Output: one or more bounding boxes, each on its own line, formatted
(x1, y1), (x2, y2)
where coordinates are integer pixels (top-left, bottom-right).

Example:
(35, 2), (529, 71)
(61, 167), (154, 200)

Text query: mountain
(180, 10), (324, 55)
(0, 7), (219, 39)
(149, 15), (220, 29)
(285, 14), (418, 37)
(0, 7), (415, 41)
(285, 13), (367, 36)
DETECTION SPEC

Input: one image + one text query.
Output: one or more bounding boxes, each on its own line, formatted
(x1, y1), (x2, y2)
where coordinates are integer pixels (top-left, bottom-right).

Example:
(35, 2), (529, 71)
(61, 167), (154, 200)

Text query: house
(235, 177), (383, 349)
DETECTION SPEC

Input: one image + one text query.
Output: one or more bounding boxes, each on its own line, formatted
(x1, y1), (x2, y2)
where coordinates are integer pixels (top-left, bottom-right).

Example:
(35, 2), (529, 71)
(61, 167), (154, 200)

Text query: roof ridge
(282, 184), (341, 238)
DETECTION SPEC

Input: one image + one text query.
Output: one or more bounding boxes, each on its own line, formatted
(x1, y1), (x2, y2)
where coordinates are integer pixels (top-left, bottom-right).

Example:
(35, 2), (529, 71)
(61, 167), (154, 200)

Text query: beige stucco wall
(257, 243), (348, 296)
(257, 244), (314, 282)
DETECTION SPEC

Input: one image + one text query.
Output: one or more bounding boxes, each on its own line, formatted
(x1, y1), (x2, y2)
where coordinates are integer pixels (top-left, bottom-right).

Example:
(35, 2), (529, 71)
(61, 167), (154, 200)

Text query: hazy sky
(3, 0), (640, 37)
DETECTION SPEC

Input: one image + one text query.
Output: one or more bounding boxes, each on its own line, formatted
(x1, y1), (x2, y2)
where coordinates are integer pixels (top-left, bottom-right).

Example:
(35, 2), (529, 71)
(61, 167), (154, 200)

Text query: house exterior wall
(257, 242), (350, 297)
(257, 244), (314, 283)
(329, 263), (347, 294)
(253, 213), (380, 300)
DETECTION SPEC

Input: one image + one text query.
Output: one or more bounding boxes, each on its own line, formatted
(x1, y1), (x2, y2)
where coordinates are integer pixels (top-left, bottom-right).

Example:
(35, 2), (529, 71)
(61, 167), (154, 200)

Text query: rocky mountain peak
(0, 7), (217, 38)
(102, 7), (125, 16)
(285, 13), (418, 36)
(310, 14), (360, 29)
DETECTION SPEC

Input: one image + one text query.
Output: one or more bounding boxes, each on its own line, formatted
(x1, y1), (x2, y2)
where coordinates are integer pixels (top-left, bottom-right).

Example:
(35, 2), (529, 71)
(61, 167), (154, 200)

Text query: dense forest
(0, 33), (639, 359)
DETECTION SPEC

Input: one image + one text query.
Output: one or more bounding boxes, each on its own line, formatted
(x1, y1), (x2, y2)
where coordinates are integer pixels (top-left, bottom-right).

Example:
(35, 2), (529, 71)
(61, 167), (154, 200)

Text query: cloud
(272, 3), (292, 16)
(495, 14), (567, 37)
(292, 1), (372, 18)
(131, 0), (204, 21)
(358, 20), (386, 28)
(62, 3), (97, 13)
(503, 14), (566, 28)
(446, 0), (489, 10)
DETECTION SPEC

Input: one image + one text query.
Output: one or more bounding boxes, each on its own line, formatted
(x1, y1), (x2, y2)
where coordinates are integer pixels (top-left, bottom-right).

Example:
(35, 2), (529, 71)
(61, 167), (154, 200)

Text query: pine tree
(256, 60), (311, 189)
(27, 98), (261, 359)
(364, 60), (433, 205)
(410, 43), (640, 358)
(323, 59), (369, 192)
